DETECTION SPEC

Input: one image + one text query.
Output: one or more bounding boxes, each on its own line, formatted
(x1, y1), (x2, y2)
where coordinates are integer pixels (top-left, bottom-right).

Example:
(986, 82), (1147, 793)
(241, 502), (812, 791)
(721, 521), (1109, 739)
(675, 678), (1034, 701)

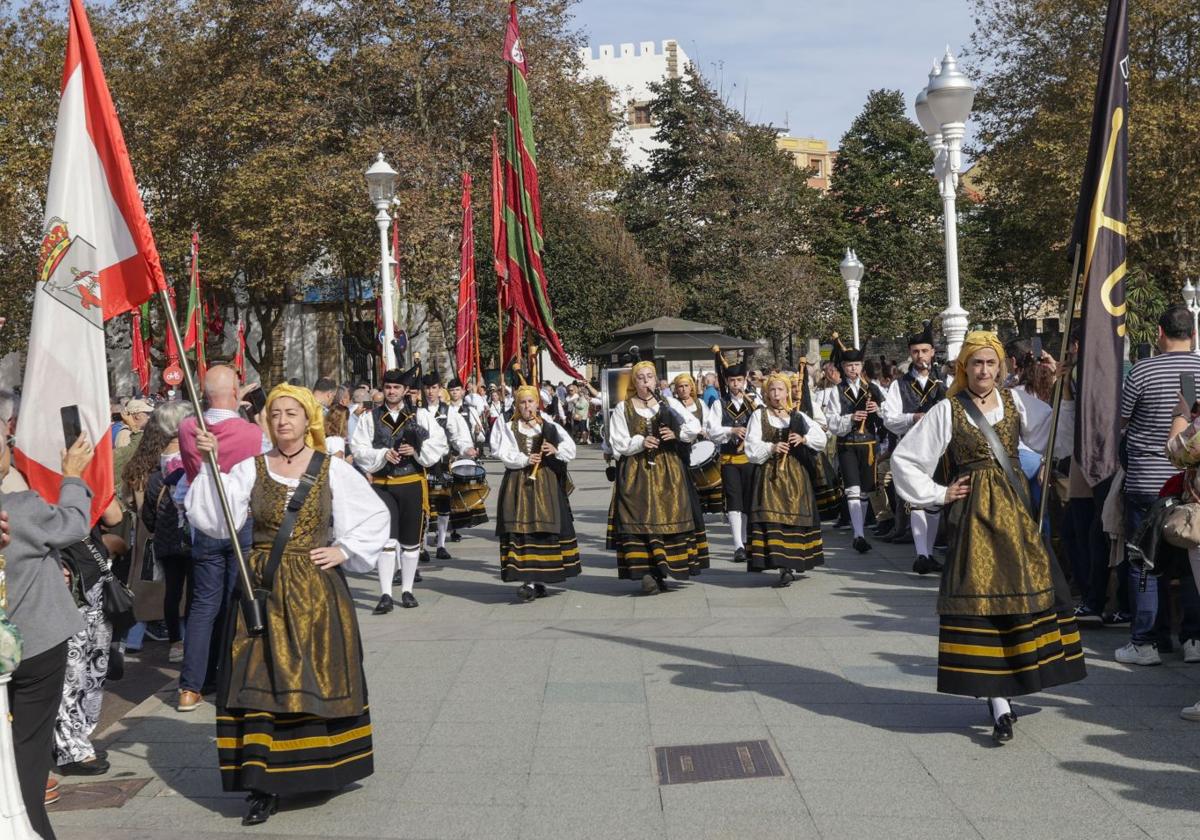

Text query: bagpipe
(394, 402), (430, 460)
(768, 409), (818, 478)
(646, 398), (684, 469)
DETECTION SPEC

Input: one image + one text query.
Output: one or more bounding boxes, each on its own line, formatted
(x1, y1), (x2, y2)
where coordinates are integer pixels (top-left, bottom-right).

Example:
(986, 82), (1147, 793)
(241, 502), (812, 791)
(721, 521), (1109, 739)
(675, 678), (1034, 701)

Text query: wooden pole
(157, 289), (264, 636)
(1036, 242), (1084, 531)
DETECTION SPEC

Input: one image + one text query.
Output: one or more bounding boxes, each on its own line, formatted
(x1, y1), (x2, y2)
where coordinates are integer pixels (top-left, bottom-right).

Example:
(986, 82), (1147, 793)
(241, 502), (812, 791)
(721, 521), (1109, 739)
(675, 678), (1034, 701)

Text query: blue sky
(569, 0), (978, 146)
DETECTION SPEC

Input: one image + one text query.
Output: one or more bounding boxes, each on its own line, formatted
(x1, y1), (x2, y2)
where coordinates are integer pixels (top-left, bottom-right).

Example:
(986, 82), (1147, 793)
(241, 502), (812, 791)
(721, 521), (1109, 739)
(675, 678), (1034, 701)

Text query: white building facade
(578, 40), (691, 169)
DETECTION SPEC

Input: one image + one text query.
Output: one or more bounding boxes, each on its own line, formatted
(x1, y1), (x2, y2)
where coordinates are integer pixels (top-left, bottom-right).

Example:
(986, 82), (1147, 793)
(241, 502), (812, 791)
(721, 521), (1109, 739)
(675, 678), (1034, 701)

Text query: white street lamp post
(1183, 278), (1200, 354)
(365, 152), (399, 370)
(916, 48), (975, 362)
(840, 248), (865, 349)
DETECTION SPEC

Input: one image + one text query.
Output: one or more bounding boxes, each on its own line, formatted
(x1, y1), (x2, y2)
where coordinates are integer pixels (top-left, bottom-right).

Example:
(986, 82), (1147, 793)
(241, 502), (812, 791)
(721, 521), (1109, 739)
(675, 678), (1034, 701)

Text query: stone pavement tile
(410, 743), (535, 776)
(385, 803), (524, 840)
(796, 778), (965, 820)
(769, 617), (876, 637)
(531, 744), (655, 777)
(776, 745), (930, 781)
(972, 817), (1151, 840)
(727, 637), (838, 667)
(941, 778), (1123, 821)
(1126, 704), (1200, 731)
(739, 664), (844, 684)
(420, 720), (539, 748)
(544, 681), (645, 703)
(648, 722), (772, 747)
(814, 816), (983, 840)
(646, 665), (744, 688)
(535, 700), (650, 733)
(1123, 817), (1200, 840)
(645, 688), (762, 726)
(396, 771), (527, 806)
(657, 778), (803, 811)
(707, 605), (795, 618)
(1082, 777), (1200, 825)
(518, 794), (666, 840)
(1029, 730), (1200, 764)
(1077, 661), (1198, 685)
(663, 804), (821, 838)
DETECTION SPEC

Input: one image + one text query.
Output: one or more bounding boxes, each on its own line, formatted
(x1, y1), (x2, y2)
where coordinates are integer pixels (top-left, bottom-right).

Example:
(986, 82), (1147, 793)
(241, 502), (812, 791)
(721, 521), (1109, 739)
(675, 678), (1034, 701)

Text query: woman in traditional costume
(491, 385), (581, 601)
(672, 372), (724, 514)
(607, 361), (709, 594)
(891, 332), (1083, 744)
(187, 385), (389, 824)
(743, 373), (827, 587)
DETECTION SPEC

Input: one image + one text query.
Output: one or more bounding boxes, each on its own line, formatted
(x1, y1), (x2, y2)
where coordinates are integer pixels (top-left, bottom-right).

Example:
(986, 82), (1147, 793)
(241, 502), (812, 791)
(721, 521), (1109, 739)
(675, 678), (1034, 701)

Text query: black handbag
(86, 537), (136, 635)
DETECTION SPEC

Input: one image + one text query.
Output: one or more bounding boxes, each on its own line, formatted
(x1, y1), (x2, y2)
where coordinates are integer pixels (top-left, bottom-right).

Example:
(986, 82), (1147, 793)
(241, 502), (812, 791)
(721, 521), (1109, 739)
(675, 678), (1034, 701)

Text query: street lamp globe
(1183, 278), (1197, 307)
(914, 62), (943, 140)
(926, 48), (975, 128)
(839, 248), (864, 290)
(365, 152), (398, 207)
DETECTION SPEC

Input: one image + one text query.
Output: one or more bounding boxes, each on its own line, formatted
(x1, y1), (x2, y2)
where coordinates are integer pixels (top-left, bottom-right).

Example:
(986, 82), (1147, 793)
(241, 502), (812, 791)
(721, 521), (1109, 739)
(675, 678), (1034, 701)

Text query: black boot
(243, 792), (279, 826)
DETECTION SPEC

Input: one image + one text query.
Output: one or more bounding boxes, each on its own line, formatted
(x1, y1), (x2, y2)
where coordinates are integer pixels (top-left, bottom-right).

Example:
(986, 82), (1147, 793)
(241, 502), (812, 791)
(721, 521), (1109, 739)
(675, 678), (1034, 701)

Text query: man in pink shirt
(176, 366), (267, 712)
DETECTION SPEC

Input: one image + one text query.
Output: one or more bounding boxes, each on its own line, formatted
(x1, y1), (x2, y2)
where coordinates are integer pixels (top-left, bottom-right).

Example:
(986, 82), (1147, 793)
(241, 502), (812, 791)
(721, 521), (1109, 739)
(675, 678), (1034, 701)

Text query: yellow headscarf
(763, 372), (793, 410)
(514, 384), (540, 405)
(948, 330), (1007, 397)
(672, 372), (697, 395)
(264, 384), (327, 452)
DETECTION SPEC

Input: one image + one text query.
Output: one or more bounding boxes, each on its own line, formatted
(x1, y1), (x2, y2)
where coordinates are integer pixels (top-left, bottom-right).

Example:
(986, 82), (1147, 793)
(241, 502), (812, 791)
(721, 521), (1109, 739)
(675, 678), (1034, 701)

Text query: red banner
(455, 172), (479, 385)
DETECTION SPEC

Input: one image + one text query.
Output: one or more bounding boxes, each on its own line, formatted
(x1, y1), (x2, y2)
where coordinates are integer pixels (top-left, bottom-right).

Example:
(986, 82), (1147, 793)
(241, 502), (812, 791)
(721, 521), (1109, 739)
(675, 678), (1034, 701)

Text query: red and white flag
(14, 0), (168, 522)
(455, 172), (478, 386)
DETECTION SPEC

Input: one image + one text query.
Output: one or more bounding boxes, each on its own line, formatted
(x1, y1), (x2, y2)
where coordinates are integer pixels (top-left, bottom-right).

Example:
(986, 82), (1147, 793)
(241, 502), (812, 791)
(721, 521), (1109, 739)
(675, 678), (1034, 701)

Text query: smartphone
(60, 404), (82, 447)
(361, 400), (373, 410)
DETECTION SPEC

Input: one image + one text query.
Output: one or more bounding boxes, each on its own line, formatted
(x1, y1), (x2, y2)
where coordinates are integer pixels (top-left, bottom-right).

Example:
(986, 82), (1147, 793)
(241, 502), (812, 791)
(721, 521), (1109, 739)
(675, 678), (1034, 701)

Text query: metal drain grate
(52, 777), (150, 811)
(654, 740), (785, 785)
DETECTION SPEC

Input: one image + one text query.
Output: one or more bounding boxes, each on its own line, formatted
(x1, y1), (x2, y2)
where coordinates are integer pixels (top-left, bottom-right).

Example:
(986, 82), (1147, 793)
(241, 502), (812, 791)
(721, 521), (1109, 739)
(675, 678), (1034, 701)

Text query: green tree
(814, 89), (945, 342)
(618, 66), (825, 352)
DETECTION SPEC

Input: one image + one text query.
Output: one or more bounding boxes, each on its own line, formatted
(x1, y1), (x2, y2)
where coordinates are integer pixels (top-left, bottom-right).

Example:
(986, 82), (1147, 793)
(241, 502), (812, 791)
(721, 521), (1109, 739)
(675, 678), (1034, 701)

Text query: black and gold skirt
(496, 466), (581, 583)
(747, 524), (823, 573)
(216, 550), (373, 795)
(937, 608), (1086, 698)
(607, 449), (709, 580)
(747, 454), (824, 573)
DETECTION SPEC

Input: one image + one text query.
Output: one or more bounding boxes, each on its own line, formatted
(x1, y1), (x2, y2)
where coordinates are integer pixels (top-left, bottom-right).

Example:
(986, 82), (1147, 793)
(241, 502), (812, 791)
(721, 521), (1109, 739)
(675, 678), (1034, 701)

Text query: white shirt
(881, 373), (937, 437)
(823, 378), (877, 437)
(890, 389), (1075, 508)
(348, 404), (449, 474)
(489, 417), (577, 469)
(744, 409), (827, 464)
(185, 455), (389, 573)
(449, 400), (486, 446)
(704, 394), (757, 445)
(608, 396), (701, 457)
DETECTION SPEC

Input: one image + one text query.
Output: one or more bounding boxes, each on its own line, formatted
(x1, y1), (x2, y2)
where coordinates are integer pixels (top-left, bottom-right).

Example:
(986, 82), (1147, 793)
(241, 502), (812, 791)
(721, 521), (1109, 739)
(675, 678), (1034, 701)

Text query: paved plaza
(54, 448), (1200, 840)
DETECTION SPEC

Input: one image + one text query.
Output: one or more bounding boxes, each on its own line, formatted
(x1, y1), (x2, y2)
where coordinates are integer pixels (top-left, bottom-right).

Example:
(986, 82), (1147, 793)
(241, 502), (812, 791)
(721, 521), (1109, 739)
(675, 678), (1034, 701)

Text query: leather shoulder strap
(260, 451), (327, 593)
(955, 391), (1032, 513)
(1182, 372), (1197, 411)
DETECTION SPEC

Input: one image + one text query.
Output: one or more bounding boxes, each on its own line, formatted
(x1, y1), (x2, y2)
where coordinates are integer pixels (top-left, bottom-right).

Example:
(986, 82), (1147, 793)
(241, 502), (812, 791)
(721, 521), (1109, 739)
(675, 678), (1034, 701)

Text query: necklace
(967, 387), (995, 403)
(278, 443), (307, 464)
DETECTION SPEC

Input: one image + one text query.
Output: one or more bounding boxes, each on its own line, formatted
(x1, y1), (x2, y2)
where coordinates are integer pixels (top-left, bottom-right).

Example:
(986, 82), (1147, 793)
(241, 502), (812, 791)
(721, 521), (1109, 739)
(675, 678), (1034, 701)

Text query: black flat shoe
(533, 583), (548, 598)
(419, 549), (430, 564)
(852, 537), (872, 553)
(373, 595), (394, 615)
(450, 531), (462, 542)
(912, 555), (938, 575)
(58, 758), (109, 776)
(732, 547), (747, 563)
(414, 571), (423, 583)
(656, 577), (674, 593)
(773, 569), (795, 588)
(436, 547), (452, 560)
(518, 584), (536, 602)
(401, 591), (419, 608)
(242, 792), (278, 826)
(991, 713), (1015, 744)
(392, 569), (403, 585)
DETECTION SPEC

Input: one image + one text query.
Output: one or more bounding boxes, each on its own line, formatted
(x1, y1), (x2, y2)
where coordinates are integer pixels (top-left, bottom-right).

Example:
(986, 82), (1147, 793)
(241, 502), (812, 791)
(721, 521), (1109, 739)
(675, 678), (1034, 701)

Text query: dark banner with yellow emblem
(1070, 0), (1128, 488)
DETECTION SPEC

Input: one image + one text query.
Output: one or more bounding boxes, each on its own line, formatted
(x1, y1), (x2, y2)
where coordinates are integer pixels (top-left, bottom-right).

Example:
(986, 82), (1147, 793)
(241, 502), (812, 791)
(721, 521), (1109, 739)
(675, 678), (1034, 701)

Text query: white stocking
(846, 486), (865, 539)
(399, 548), (420, 594)
(377, 543), (397, 597)
(436, 514), (450, 548)
(728, 511), (745, 551)
(926, 511), (941, 555)
(910, 509), (929, 557)
(988, 697), (1011, 723)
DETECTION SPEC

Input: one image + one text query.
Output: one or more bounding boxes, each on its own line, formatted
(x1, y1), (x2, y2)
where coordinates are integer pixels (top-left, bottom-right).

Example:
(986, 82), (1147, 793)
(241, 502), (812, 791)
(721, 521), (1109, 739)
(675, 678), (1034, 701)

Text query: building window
(809, 158), (823, 177)
(630, 103), (652, 127)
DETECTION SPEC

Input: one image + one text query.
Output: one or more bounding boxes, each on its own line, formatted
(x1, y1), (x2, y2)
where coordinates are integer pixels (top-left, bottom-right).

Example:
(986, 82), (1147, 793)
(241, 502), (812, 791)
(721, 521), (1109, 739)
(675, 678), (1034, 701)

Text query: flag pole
(1036, 242), (1084, 530)
(156, 288), (265, 636)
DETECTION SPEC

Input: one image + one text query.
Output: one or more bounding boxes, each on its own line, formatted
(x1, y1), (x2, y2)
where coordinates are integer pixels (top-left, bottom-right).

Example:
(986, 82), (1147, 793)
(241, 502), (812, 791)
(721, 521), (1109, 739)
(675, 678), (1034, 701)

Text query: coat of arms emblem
(37, 217), (103, 328)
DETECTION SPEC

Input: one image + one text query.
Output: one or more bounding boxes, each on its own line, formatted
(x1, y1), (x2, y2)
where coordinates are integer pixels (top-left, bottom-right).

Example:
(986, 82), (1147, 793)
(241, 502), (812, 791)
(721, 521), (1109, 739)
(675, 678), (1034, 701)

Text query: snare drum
(449, 458), (490, 527)
(688, 440), (721, 490)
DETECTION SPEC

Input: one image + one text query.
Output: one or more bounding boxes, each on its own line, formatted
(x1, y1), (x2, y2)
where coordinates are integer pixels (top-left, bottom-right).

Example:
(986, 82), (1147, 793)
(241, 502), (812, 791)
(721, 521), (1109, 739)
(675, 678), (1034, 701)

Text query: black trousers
(837, 440), (878, 494)
(721, 460), (757, 514)
(8, 640), (69, 840)
(373, 480), (426, 547)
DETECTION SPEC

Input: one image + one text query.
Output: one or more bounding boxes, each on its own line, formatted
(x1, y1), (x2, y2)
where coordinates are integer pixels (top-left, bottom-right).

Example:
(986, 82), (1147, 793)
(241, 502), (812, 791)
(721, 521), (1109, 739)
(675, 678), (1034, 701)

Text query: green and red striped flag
(502, 1), (582, 379)
(182, 228), (206, 385)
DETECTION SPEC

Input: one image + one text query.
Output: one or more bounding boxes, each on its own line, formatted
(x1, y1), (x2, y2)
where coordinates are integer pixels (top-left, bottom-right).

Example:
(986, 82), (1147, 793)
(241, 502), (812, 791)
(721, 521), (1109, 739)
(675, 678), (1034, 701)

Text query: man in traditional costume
(705, 355), (759, 562)
(823, 348), (886, 553)
(422, 370), (473, 560)
(891, 331), (1084, 743)
(349, 364), (448, 612)
(491, 385), (581, 601)
(186, 385), (390, 824)
(744, 373), (827, 587)
(446, 377), (490, 538)
(881, 323), (948, 574)
(608, 360), (709, 593)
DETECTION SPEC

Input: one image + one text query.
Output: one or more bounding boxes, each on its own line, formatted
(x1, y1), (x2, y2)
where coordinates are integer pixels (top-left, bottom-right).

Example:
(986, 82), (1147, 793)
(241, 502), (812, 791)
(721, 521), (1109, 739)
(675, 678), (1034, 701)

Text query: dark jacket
(142, 466), (189, 560)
